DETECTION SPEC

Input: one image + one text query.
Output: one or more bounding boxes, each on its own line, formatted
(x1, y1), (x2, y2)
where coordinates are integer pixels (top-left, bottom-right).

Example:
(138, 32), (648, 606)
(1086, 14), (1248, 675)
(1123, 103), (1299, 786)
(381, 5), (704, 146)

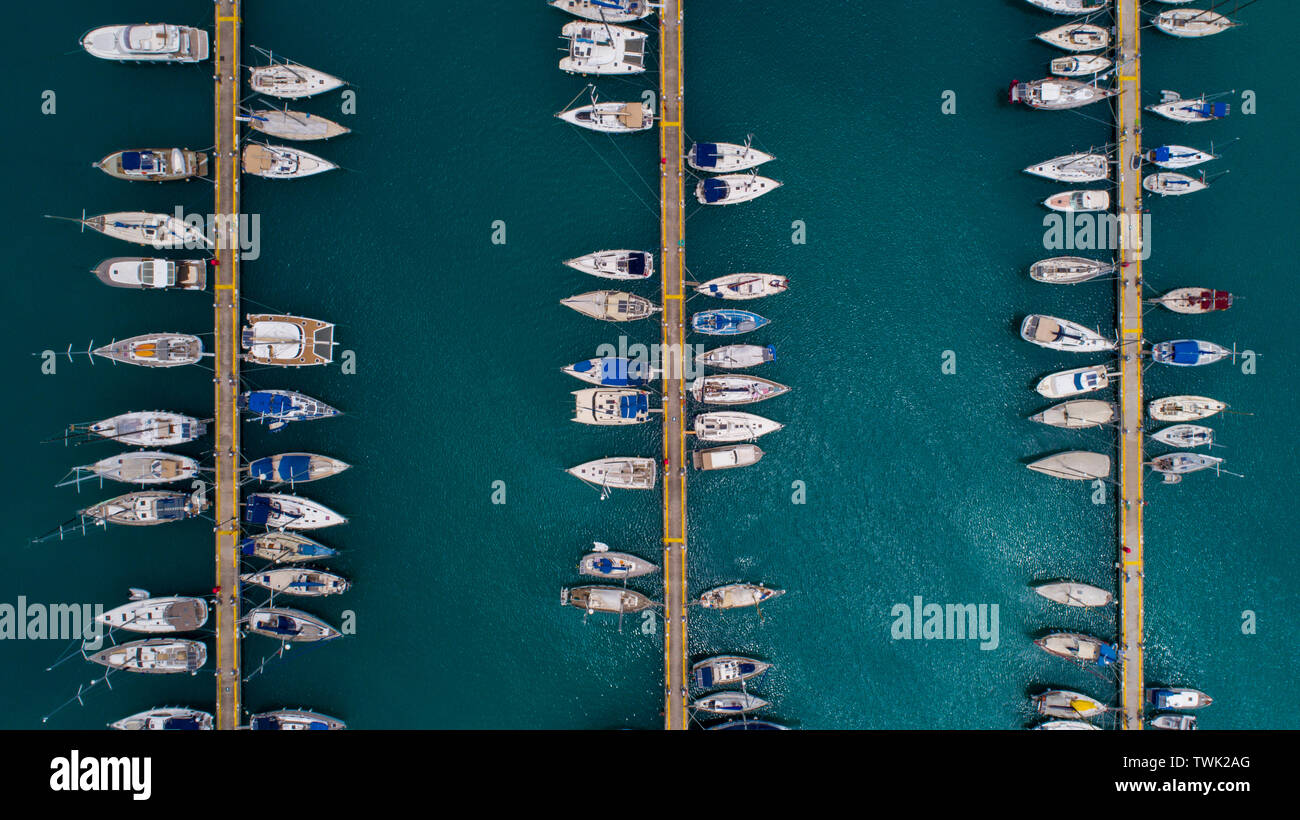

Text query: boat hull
(1148, 395), (1225, 422)
(249, 65), (345, 99)
(697, 344), (775, 369)
(693, 412), (783, 443)
(246, 607), (341, 642)
(95, 149), (207, 182)
(88, 639), (207, 673)
(1029, 256), (1113, 284)
(578, 551), (658, 579)
(249, 109), (351, 141)
(695, 175), (781, 205)
(1029, 399), (1117, 428)
(557, 102), (654, 133)
(1027, 451), (1111, 480)
(693, 444), (764, 471)
(1035, 365), (1110, 399)
(1032, 581), (1113, 607)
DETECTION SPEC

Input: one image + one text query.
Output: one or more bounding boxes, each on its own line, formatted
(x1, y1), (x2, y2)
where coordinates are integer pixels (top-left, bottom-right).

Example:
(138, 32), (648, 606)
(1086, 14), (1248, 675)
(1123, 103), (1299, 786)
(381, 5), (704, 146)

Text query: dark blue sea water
(0, 0), (1295, 729)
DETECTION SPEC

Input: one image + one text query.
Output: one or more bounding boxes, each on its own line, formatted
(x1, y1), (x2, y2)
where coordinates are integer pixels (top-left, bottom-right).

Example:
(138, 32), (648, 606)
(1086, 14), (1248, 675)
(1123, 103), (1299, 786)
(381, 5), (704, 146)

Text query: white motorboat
(1026, 0), (1110, 14)
(1035, 365), (1111, 399)
(1148, 395), (1226, 422)
(696, 344), (775, 369)
(1044, 189), (1110, 212)
(1021, 315), (1115, 352)
(564, 249), (654, 280)
(693, 444), (764, 471)
(1010, 78), (1118, 109)
(1154, 9), (1236, 38)
(1029, 256), (1114, 284)
(1027, 451), (1111, 480)
(242, 144), (336, 179)
(1032, 581), (1114, 607)
(559, 21), (646, 75)
(561, 290), (660, 321)
(250, 710), (346, 731)
(1030, 399), (1117, 428)
(1150, 424), (1214, 448)
(245, 493), (347, 530)
(249, 62), (345, 99)
(694, 273), (789, 300)
(1146, 144), (1216, 169)
(81, 24), (208, 63)
(689, 375), (789, 405)
(80, 212), (212, 249)
(1150, 714), (1198, 730)
(1146, 90), (1230, 122)
(93, 257), (206, 291)
(1143, 172), (1207, 196)
(557, 99), (654, 133)
(566, 458), (657, 490)
(693, 412), (783, 442)
(1036, 23), (1111, 51)
(687, 140), (775, 173)
(696, 174), (781, 205)
(1050, 55), (1112, 77)
(1147, 687), (1214, 710)
(1024, 153), (1109, 183)
(571, 388), (652, 425)
(247, 109), (351, 141)
(549, 0), (654, 23)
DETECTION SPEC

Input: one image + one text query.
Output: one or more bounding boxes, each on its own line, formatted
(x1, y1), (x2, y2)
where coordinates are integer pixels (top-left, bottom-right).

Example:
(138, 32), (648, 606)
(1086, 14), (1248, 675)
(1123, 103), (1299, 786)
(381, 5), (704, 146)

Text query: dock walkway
(1114, 0), (1145, 730)
(212, 0), (243, 731)
(659, 0), (688, 731)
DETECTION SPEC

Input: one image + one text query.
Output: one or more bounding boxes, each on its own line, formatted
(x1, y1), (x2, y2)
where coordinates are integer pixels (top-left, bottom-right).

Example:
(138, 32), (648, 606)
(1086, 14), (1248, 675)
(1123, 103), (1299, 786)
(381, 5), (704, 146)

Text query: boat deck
(212, 0), (242, 731)
(1114, 0), (1145, 730)
(659, 0), (688, 731)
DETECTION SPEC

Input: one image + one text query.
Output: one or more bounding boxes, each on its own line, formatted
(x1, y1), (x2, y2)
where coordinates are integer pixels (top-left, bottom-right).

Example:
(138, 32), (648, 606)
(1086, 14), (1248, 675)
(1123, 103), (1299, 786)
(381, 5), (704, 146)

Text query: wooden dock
(212, 0), (243, 731)
(659, 0), (689, 732)
(1113, 0), (1145, 730)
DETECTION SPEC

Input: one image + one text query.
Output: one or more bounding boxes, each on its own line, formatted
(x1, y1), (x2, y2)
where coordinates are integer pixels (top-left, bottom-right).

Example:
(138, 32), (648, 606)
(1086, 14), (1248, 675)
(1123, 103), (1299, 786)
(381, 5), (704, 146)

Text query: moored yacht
(247, 109), (351, 141)
(245, 493), (347, 530)
(1149, 452), (1224, 478)
(1150, 424), (1214, 448)
(1026, 451), (1111, 480)
(1032, 690), (1107, 719)
(561, 290), (660, 321)
(693, 443), (764, 471)
(73, 451), (199, 485)
(246, 607), (341, 642)
(693, 411), (783, 443)
(1010, 78), (1118, 109)
(559, 21), (646, 75)
(111, 707), (213, 730)
(93, 257), (206, 291)
(1146, 91), (1229, 122)
(694, 273), (788, 300)
(240, 568), (350, 597)
(578, 545), (658, 579)
(562, 356), (652, 386)
(697, 344), (775, 369)
(239, 390), (340, 432)
(572, 388), (652, 425)
(87, 639), (207, 673)
(696, 174), (781, 205)
(82, 411), (206, 447)
(1021, 315), (1115, 352)
(1153, 287), (1232, 314)
(81, 24), (208, 63)
(564, 249), (654, 280)
(94, 149), (207, 182)
(699, 584), (784, 610)
(1151, 339), (1231, 366)
(687, 140), (775, 173)
(1147, 687), (1213, 709)
(250, 710), (346, 730)
(1044, 189), (1110, 212)
(1029, 399), (1117, 429)
(1032, 581), (1113, 607)
(689, 375), (788, 405)
(692, 692), (769, 714)
(692, 309), (769, 335)
(242, 144), (336, 179)
(99, 594), (209, 634)
(249, 62), (345, 99)
(1153, 9), (1236, 38)
(561, 585), (654, 614)
(1029, 256), (1114, 284)
(1146, 144), (1216, 169)
(1026, 0), (1110, 13)
(80, 212), (212, 249)
(1035, 365), (1111, 398)
(1024, 153), (1109, 183)
(1035, 632), (1119, 667)
(1035, 720), (1101, 730)
(692, 656), (771, 689)
(549, 0), (654, 23)
(566, 457), (657, 490)
(1144, 172), (1207, 196)
(1150, 714), (1198, 730)
(1035, 23), (1110, 51)
(247, 453), (350, 484)
(240, 532), (337, 564)
(241, 314), (336, 366)
(81, 490), (207, 526)
(1148, 395), (1225, 422)
(94, 333), (204, 367)
(557, 99), (654, 133)
(1049, 54), (1112, 77)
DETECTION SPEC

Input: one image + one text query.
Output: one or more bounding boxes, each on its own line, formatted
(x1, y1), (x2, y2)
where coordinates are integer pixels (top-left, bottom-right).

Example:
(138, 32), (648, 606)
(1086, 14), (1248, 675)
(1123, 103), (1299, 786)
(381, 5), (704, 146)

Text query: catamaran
(1026, 451), (1111, 480)
(564, 250), (654, 280)
(79, 212), (212, 248)
(81, 24), (208, 63)
(242, 144), (336, 179)
(1150, 424), (1214, 448)
(578, 545), (658, 579)
(692, 309), (769, 335)
(94, 149), (207, 182)
(1152, 288), (1232, 314)
(687, 140), (775, 173)
(241, 314), (336, 366)
(561, 290), (660, 321)
(1147, 687), (1213, 709)
(241, 568), (350, 597)
(1148, 395), (1225, 422)
(697, 344), (775, 369)
(689, 375), (788, 405)
(88, 639), (207, 673)
(562, 356), (652, 386)
(692, 656), (771, 689)
(249, 61), (345, 99)
(1144, 172), (1207, 196)
(246, 607), (341, 641)
(694, 412), (783, 443)
(1024, 153), (1109, 183)
(1146, 90), (1230, 122)
(240, 532), (337, 564)
(246, 109), (351, 141)
(1151, 339), (1231, 366)
(549, 0), (654, 23)
(1044, 189), (1110, 212)
(81, 490), (207, 526)
(1050, 55), (1112, 76)
(572, 388), (652, 425)
(98, 593), (209, 634)
(1036, 23), (1110, 51)
(557, 98), (654, 133)
(1032, 690), (1107, 719)
(1035, 365), (1111, 398)
(567, 457), (657, 490)
(1029, 256), (1114, 284)
(93, 257), (206, 291)
(692, 692), (769, 714)
(562, 586), (654, 614)
(699, 584), (784, 610)
(1030, 399), (1117, 428)
(111, 708), (213, 730)
(1035, 632), (1119, 667)
(249, 710), (346, 730)
(78, 411), (206, 447)
(1010, 78), (1118, 109)
(1032, 581), (1114, 607)
(1146, 144), (1216, 169)
(693, 443), (764, 471)
(239, 390), (340, 432)
(694, 273), (788, 300)
(1021, 315), (1115, 352)
(245, 493), (347, 530)
(559, 21), (647, 75)
(94, 333), (204, 367)
(247, 453), (350, 484)
(696, 173), (781, 205)
(70, 451), (199, 485)
(1153, 8), (1236, 37)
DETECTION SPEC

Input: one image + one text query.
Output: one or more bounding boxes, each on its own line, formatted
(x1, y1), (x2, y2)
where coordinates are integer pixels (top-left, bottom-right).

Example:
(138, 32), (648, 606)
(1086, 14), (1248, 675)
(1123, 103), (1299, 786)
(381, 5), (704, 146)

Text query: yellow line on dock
(1115, 0), (1145, 730)
(213, 0), (242, 731)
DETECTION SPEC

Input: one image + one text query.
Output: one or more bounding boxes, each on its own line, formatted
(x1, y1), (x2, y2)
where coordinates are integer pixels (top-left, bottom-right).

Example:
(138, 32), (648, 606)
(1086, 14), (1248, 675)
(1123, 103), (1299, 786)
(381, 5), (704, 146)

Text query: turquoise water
(0, 0), (1295, 729)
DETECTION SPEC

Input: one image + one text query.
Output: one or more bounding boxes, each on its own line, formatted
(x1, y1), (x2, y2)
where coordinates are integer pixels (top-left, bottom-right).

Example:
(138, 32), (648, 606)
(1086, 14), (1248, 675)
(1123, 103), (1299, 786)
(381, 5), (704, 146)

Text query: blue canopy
(573, 357), (648, 386)
(619, 393), (649, 419)
(245, 495), (273, 524)
(1192, 102), (1228, 119)
(245, 391), (293, 415)
(1098, 643), (1119, 666)
(694, 143), (720, 168)
(121, 151), (156, 172)
(162, 716), (204, 730)
(1151, 146), (1171, 161)
(1168, 341), (1202, 365)
(701, 177), (729, 203)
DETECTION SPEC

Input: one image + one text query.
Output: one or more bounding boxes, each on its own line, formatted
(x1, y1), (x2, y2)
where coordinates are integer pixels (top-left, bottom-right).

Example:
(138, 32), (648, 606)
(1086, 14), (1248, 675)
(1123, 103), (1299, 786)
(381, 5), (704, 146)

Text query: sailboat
(244, 493), (347, 530)
(246, 108), (351, 141)
(689, 375), (788, 405)
(549, 0), (654, 23)
(249, 710), (347, 730)
(81, 490), (207, 526)
(558, 21), (647, 75)
(1151, 339), (1231, 366)
(1032, 581), (1113, 607)
(87, 639), (207, 673)
(249, 59), (345, 99)
(1152, 288), (1233, 314)
(557, 96), (655, 133)
(1146, 144), (1216, 169)
(693, 412), (783, 443)
(691, 309), (769, 336)
(1146, 90), (1230, 122)
(98, 593), (209, 634)
(1023, 152), (1109, 183)
(1150, 714), (1198, 730)
(561, 586), (654, 614)
(561, 290), (660, 321)
(1143, 172), (1208, 196)
(694, 273), (788, 300)
(571, 388), (652, 425)
(1050, 55), (1112, 77)
(69, 451), (199, 486)
(239, 390), (340, 432)
(693, 444), (764, 471)
(241, 314), (336, 366)
(687, 139), (775, 173)
(79, 411), (206, 447)
(245, 607), (341, 641)
(94, 333), (204, 367)
(1026, 451), (1111, 480)
(1032, 690), (1107, 719)
(246, 453), (350, 484)
(1149, 452), (1225, 478)
(1148, 395), (1226, 422)
(1029, 399), (1117, 428)
(1010, 77), (1118, 109)
(566, 457), (657, 490)
(1153, 8), (1237, 38)
(111, 708), (213, 730)
(695, 173), (781, 205)
(564, 249), (654, 279)
(562, 356), (652, 387)
(692, 692), (769, 714)
(240, 532), (337, 564)
(699, 584), (784, 610)
(1034, 632), (1120, 667)
(1025, 0), (1110, 13)
(1150, 424), (1214, 448)
(697, 344), (775, 369)
(692, 656), (771, 688)
(1035, 23), (1111, 51)
(78, 212), (212, 248)
(240, 568), (350, 597)
(1147, 687), (1213, 709)
(1044, 189), (1110, 212)
(1029, 256), (1114, 284)
(1021, 315), (1115, 352)
(94, 148), (207, 182)
(242, 144), (336, 179)
(578, 544), (658, 579)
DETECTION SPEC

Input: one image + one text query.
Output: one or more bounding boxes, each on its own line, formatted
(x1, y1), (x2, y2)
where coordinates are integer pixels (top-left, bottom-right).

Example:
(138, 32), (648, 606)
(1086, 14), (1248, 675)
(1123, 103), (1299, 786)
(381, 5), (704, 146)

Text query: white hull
(1154, 10), (1234, 38)
(693, 444), (764, 471)
(248, 494), (347, 530)
(560, 22), (646, 75)
(571, 388), (652, 425)
(566, 458), (657, 489)
(1026, 0), (1110, 14)
(1035, 365), (1110, 398)
(243, 144), (336, 178)
(561, 290), (659, 321)
(1012, 78), (1117, 109)
(1029, 256), (1114, 284)
(694, 412), (783, 443)
(1024, 153), (1109, 183)
(1050, 55), (1112, 76)
(98, 596), (209, 634)
(82, 451), (199, 484)
(249, 64), (345, 99)
(1148, 395), (1225, 422)
(88, 412), (205, 447)
(248, 109), (351, 141)
(1150, 423), (1213, 448)
(1147, 93), (1229, 123)
(1033, 582), (1113, 607)
(687, 141), (775, 173)
(240, 568), (349, 597)
(1021, 315), (1115, 352)
(1036, 24), (1110, 51)
(1143, 172), (1207, 196)
(697, 344), (774, 369)
(694, 273), (788, 300)
(549, 0), (653, 24)
(112, 708), (213, 730)
(696, 175), (781, 205)
(1155, 287), (1232, 314)
(81, 24), (208, 63)
(689, 375), (788, 405)
(1030, 399), (1117, 428)
(1044, 189), (1110, 212)
(87, 212), (212, 249)
(564, 250), (653, 280)
(1147, 144), (1215, 169)
(1027, 451), (1111, 480)
(557, 101), (653, 133)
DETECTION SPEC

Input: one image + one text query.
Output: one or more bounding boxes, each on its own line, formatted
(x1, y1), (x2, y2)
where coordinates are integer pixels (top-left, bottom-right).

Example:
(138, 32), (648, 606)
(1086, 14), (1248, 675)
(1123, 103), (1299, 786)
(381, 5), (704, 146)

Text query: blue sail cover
(1168, 341), (1202, 365)
(1192, 102), (1229, 119)
(694, 143), (721, 168)
(701, 177), (729, 203)
(245, 391), (294, 416)
(154, 495), (190, 520)
(572, 357), (649, 386)
(245, 495), (273, 524)
(250, 716), (280, 730)
(619, 393), (649, 419)
(693, 310), (767, 335)
(1151, 146), (1172, 161)
(1097, 643), (1119, 666)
